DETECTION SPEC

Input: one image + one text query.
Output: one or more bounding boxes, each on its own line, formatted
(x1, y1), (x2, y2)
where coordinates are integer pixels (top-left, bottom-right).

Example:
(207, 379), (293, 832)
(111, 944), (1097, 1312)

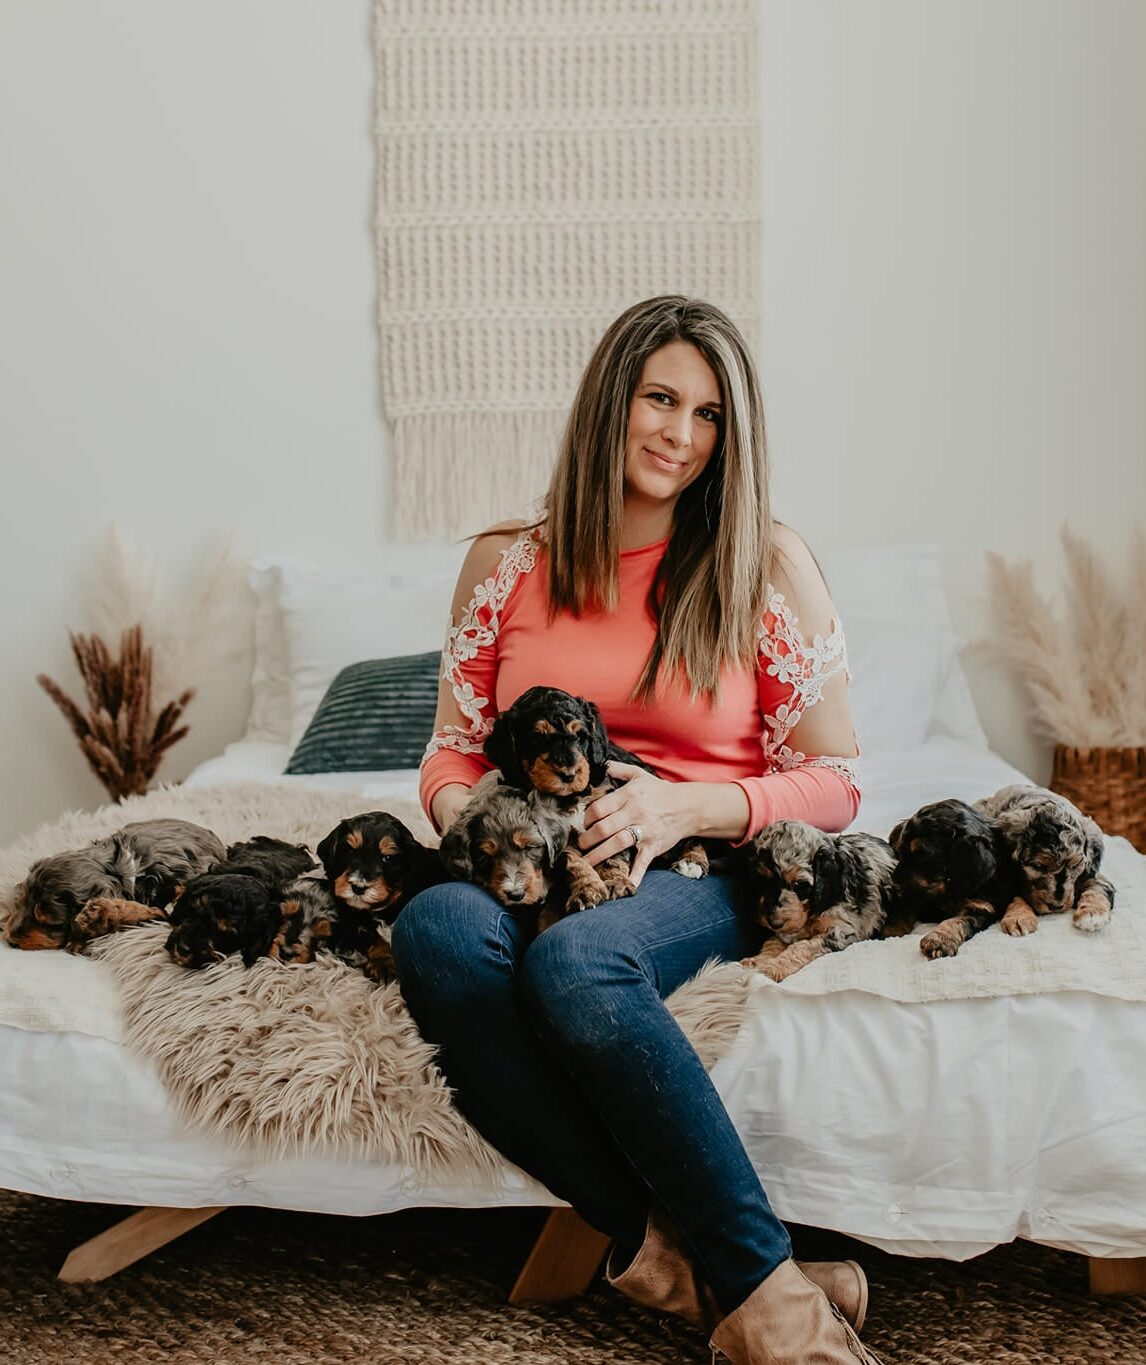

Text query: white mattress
(3, 738), (1144, 1261)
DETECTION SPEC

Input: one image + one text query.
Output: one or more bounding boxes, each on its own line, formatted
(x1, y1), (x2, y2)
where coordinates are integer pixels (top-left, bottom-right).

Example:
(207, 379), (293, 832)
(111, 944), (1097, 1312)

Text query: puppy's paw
(1072, 886), (1113, 933)
(565, 882), (609, 913)
(671, 858), (705, 879)
(1000, 899), (1038, 937)
(920, 927), (962, 959)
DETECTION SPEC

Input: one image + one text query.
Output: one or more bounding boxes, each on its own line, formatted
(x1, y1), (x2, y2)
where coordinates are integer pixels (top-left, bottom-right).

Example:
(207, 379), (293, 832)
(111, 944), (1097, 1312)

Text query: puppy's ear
(951, 833), (996, 895)
(887, 820), (907, 854)
(316, 821), (346, 870)
(811, 843), (845, 913)
(438, 819), (474, 881)
(484, 713), (520, 782)
(582, 699), (610, 783)
(538, 809), (569, 869)
(105, 834), (137, 891)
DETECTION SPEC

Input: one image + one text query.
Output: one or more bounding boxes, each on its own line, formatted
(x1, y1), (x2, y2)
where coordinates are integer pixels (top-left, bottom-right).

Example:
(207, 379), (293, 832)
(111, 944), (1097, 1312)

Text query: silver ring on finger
(625, 823), (645, 848)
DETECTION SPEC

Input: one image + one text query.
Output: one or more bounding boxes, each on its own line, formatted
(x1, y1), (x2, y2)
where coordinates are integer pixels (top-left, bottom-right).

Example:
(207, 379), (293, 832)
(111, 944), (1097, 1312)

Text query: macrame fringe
(393, 411), (566, 540)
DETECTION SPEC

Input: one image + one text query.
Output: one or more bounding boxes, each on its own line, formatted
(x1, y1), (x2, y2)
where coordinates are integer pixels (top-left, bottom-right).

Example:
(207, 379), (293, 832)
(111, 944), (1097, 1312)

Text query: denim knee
(391, 882), (509, 1004)
(518, 911), (642, 1054)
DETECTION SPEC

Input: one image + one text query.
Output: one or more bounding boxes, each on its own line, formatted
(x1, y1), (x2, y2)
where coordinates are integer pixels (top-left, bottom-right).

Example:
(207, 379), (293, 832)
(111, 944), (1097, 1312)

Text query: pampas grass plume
(985, 524), (1145, 746)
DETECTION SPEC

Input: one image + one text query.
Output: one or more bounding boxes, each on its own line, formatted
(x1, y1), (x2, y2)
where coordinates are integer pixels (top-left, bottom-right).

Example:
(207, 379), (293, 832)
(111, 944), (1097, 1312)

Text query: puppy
(887, 799), (1018, 958)
(165, 837), (316, 969)
(267, 875), (341, 967)
(5, 819), (225, 952)
(740, 820), (897, 980)
(298, 811), (447, 982)
(485, 685), (708, 921)
(973, 784), (1115, 935)
(439, 773), (572, 928)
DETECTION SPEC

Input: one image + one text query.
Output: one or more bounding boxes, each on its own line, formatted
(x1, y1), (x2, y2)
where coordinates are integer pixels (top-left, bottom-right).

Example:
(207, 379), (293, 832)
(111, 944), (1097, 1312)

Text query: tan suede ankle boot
(709, 1259), (885, 1364)
(606, 1213), (868, 1334)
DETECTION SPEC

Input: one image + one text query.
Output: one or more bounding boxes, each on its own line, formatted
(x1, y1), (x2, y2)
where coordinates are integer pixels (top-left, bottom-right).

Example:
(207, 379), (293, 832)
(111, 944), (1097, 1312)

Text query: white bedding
(3, 738), (1144, 1263)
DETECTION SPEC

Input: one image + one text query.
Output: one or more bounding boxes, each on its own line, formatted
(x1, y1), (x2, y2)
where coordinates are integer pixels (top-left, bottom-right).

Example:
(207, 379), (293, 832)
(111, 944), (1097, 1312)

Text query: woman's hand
(580, 763), (752, 887)
(579, 762), (692, 888)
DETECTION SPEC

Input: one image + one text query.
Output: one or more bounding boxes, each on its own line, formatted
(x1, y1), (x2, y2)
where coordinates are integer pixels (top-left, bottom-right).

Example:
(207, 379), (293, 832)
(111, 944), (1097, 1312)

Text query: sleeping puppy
(485, 685), (709, 920)
(973, 784), (1115, 935)
(740, 820), (897, 980)
(439, 773), (573, 929)
(283, 810), (447, 982)
(887, 799), (1019, 958)
(165, 836), (316, 969)
(5, 819), (225, 952)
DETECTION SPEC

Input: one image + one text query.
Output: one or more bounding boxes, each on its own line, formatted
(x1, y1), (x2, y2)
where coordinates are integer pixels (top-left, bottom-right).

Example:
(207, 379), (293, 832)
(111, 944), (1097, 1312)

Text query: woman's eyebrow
(641, 380), (722, 408)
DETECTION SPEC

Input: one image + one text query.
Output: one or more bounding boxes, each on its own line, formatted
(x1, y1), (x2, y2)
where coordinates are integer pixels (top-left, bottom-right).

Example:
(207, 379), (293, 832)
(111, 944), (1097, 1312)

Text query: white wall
(1, 1), (1144, 846)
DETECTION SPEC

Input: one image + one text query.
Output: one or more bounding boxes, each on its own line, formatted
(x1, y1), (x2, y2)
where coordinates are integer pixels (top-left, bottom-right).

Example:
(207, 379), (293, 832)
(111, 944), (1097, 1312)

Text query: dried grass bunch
(984, 524), (1146, 746)
(38, 527), (242, 802)
(37, 628), (192, 800)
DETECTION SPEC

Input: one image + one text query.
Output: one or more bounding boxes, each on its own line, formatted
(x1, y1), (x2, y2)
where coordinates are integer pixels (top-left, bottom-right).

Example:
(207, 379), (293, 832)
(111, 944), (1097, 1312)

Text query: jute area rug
(3, 1191), (1143, 1365)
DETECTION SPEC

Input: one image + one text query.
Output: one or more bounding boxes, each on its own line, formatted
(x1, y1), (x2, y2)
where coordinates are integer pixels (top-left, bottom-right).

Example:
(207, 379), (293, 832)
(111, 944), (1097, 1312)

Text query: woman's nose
(663, 411), (692, 448)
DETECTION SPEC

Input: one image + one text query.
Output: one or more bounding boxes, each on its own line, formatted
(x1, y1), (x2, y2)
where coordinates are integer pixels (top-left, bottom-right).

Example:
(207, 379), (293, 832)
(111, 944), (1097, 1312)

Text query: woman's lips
(644, 447), (685, 471)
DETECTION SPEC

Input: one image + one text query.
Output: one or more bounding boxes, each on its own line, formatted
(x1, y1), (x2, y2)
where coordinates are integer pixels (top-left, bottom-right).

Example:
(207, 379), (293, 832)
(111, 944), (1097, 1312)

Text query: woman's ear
(484, 713), (519, 781)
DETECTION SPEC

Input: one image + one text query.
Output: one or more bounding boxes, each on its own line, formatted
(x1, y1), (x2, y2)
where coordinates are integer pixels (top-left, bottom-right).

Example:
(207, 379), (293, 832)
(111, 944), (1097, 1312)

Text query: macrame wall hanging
(374, 0), (761, 539)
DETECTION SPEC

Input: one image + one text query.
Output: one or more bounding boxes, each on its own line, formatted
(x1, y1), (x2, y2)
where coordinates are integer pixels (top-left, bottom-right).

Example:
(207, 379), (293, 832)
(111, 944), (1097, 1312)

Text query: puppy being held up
(485, 684), (709, 922)
(271, 810), (447, 982)
(973, 784), (1115, 936)
(887, 799), (1018, 958)
(165, 836), (316, 969)
(740, 820), (897, 981)
(5, 819), (225, 953)
(439, 773), (572, 929)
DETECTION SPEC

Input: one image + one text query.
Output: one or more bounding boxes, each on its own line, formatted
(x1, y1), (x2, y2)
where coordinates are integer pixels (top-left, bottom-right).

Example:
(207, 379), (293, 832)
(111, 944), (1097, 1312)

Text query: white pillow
(818, 544), (987, 753)
(277, 563), (458, 749)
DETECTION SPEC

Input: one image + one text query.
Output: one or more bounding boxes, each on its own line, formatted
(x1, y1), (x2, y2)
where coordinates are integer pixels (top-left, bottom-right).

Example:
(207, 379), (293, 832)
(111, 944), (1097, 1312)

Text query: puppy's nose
(349, 877), (369, 893)
(502, 888), (526, 903)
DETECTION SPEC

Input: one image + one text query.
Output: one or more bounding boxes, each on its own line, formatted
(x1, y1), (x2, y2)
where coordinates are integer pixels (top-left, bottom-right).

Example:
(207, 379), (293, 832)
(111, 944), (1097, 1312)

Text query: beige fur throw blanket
(373, 0), (762, 538)
(0, 783), (748, 1174)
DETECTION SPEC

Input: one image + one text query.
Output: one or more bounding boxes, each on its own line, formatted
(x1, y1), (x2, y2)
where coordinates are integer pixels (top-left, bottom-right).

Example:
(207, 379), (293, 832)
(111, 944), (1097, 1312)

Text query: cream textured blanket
(373, 0), (761, 537)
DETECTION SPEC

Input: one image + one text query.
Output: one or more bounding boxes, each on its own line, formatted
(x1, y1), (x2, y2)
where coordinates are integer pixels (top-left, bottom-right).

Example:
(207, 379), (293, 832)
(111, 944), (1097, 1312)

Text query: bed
(2, 547), (1144, 1298)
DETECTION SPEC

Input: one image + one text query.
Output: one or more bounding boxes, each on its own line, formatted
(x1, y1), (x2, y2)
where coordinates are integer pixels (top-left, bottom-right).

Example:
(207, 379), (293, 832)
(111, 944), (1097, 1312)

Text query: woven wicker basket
(1050, 745), (1146, 852)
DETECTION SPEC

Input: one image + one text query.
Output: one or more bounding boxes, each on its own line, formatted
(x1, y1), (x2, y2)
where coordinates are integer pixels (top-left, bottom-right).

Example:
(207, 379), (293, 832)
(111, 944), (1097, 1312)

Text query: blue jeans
(391, 869), (793, 1314)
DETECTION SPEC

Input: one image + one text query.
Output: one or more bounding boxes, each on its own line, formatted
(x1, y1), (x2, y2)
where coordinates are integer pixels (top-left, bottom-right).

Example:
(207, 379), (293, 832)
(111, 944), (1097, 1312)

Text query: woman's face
(623, 341), (722, 513)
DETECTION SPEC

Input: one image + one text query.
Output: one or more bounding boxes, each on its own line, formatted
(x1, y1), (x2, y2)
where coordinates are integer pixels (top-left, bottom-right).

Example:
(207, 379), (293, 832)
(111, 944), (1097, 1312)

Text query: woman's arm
(418, 523), (532, 832)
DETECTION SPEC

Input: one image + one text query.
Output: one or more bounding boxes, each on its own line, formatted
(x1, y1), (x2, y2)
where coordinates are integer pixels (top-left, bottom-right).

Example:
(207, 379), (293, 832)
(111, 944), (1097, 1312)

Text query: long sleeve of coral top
(419, 529), (861, 837)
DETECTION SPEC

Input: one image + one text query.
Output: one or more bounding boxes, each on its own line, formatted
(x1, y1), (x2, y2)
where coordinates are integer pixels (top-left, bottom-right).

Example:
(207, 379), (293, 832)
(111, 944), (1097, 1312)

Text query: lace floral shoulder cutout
(758, 585), (859, 786)
(424, 527), (541, 759)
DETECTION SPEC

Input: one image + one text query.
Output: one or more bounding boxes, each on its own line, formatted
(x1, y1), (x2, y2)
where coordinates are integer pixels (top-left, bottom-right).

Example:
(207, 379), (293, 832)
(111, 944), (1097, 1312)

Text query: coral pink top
(420, 529), (860, 838)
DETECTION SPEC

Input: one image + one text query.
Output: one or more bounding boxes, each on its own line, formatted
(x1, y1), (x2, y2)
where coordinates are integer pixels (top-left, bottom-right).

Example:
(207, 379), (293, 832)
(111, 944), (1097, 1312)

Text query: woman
(392, 296), (882, 1364)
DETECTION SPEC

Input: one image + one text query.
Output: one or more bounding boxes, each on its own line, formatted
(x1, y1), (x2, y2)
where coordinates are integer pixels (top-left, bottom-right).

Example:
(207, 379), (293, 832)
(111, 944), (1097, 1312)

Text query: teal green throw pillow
(285, 651), (440, 774)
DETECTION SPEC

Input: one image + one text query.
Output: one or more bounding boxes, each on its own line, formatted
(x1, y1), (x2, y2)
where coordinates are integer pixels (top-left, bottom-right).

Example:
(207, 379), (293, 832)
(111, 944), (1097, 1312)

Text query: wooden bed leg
(509, 1207), (612, 1305)
(1089, 1256), (1146, 1295)
(58, 1205), (226, 1283)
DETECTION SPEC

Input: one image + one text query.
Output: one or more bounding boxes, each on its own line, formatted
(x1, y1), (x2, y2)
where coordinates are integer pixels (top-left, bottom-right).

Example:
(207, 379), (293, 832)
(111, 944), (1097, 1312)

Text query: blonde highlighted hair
(544, 295), (772, 701)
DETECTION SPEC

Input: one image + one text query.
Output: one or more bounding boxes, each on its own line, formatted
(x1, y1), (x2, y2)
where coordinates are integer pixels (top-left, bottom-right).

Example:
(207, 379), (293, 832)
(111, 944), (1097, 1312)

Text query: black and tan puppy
(267, 876), (341, 967)
(973, 784), (1115, 935)
(439, 773), (573, 928)
(740, 820), (897, 980)
(165, 837), (316, 969)
(887, 799), (1019, 958)
(5, 819), (225, 952)
(305, 811), (447, 981)
(485, 685), (708, 920)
